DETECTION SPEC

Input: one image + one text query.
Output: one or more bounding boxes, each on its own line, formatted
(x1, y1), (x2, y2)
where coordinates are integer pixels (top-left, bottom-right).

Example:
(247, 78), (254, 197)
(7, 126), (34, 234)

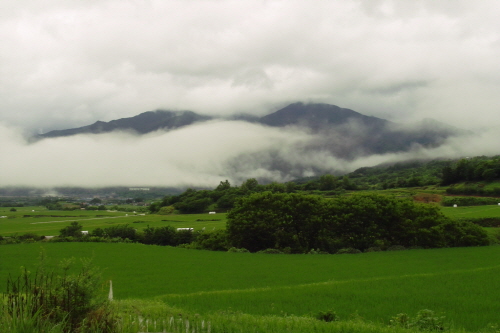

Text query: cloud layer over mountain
(2, 120), (500, 188)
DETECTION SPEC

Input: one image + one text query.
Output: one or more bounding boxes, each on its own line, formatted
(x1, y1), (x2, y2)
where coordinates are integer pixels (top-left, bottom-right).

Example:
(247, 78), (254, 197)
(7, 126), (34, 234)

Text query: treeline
(442, 156), (500, 185)
(149, 177), (356, 214)
(14, 193), (487, 253)
(343, 159), (446, 189)
(226, 192), (488, 253)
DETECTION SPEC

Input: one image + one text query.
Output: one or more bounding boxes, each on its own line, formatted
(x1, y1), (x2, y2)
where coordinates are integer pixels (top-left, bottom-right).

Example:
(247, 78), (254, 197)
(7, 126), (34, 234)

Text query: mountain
(38, 110), (212, 138)
(35, 102), (469, 159)
(259, 102), (389, 130)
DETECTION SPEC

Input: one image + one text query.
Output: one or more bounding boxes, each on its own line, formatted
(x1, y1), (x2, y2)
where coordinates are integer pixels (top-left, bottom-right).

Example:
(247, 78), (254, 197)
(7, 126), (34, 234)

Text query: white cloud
(2, 0), (500, 187)
(1, 0), (500, 132)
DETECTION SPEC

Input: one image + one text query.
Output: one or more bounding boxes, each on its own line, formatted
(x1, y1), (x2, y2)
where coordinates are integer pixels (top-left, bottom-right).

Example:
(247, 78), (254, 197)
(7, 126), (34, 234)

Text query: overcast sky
(2, 0), (500, 131)
(1, 0), (500, 188)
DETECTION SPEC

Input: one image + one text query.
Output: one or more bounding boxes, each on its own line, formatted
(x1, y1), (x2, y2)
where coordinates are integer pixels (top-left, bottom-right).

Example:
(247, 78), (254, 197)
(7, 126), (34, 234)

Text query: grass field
(2, 204), (500, 331)
(1, 242), (499, 331)
(0, 206), (227, 236)
(441, 204), (500, 219)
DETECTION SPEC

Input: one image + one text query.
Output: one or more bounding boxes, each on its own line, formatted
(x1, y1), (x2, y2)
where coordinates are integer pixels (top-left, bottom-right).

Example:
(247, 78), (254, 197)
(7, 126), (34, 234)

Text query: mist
(2, 120), (499, 189)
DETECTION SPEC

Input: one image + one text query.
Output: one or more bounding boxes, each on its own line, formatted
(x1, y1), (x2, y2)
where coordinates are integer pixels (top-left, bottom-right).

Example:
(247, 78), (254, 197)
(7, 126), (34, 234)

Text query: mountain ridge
(35, 102), (470, 159)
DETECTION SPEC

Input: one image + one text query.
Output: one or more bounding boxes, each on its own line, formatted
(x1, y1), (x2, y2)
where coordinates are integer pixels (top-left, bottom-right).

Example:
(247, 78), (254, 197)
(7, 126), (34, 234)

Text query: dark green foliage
(257, 248), (285, 254)
(441, 156), (500, 185)
(142, 225), (177, 246)
(390, 309), (446, 331)
(315, 310), (339, 322)
(89, 197), (102, 204)
(103, 224), (138, 241)
(59, 221), (83, 238)
(345, 159), (445, 189)
(227, 192), (327, 253)
(188, 229), (229, 251)
(441, 196), (500, 207)
(16, 232), (44, 241)
(227, 192), (489, 253)
(336, 248), (362, 254)
(3, 255), (112, 332)
(446, 184), (500, 197)
(227, 247), (250, 253)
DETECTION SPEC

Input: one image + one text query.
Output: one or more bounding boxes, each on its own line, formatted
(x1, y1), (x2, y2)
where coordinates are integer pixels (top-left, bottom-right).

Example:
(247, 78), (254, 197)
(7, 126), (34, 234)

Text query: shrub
(365, 246), (382, 252)
(387, 245), (407, 251)
(307, 248), (328, 254)
(103, 224), (138, 241)
(16, 232), (44, 241)
(227, 247), (250, 253)
(59, 221), (83, 238)
(315, 310), (339, 322)
(257, 248), (284, 254)
(390, 309), (445, 331)
(2, 255), (114, 332)
(336, 247), (362, 254)
(191, 229), (229, 251)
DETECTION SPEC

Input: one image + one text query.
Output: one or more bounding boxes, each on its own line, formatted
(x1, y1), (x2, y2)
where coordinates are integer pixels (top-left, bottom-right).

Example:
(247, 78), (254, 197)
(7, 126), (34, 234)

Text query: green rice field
(1, 242), (499, 331)
(0, 206), (227, 236)
(441, 204), (500, 219)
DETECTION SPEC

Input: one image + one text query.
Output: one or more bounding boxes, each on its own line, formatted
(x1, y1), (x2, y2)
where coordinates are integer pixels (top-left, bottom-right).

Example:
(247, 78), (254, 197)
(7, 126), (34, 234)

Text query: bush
(336, 247), (362, 254)
(16, 232), (44, 241)
(59, 221), (83, 238)
(257, 248), (284, 254)
(387, 245), (406, 251)
(227, 247), (250, 253)
(365, 247), (382, 252)
(390, 309), (446, 331)
(103, 224), (138, 241)
(190, 229), (229, 251)
(315, 310), (339, 322)
(1, 255), (114, 332)
(442, 196), (500, 207)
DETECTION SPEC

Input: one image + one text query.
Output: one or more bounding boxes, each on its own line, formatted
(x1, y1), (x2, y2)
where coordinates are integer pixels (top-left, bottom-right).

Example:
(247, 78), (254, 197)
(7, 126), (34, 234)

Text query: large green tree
(227, 192), (327, 252)
(227, 192), (488, 253)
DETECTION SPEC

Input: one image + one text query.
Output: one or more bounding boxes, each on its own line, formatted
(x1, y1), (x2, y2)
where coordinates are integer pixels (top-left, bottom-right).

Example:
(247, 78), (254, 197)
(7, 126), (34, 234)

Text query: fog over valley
(2, 116), (500, 188)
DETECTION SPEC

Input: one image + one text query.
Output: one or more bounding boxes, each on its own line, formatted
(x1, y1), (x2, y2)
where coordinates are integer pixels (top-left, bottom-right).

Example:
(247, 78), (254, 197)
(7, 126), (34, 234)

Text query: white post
(108, 280), (113, 301)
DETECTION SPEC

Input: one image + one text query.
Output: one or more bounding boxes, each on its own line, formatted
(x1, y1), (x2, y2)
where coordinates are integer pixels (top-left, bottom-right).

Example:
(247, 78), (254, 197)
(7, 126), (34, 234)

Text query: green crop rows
(0, 206), (227, 236)
(1, 243), (499, 331)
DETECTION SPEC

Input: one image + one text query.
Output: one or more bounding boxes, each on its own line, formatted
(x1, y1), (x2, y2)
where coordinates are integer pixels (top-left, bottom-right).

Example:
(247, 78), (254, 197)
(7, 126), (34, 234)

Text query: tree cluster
(227, 192), (488, 253)
(149, 176), (359, 214)
(58, 222), (198, 247)
(441, 156), (500, 185)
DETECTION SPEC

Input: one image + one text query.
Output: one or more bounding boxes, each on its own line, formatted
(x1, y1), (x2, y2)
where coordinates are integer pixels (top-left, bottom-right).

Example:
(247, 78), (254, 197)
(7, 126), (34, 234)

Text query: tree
(59, 221), (83, 238)
(142, 225), (177, 246)
(227, 192), (327, 252)
(240, 178), (259, 193)
(318, 174), (336, 191)
(216, 180), (231, 191)
(227, 192), (488, 253)
(89, 198), (102, 205)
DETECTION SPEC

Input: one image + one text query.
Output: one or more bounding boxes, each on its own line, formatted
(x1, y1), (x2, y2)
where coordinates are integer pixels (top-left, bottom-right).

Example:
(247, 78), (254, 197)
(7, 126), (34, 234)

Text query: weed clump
(1, 253), (114, 332)
(390, 309), (446, 331)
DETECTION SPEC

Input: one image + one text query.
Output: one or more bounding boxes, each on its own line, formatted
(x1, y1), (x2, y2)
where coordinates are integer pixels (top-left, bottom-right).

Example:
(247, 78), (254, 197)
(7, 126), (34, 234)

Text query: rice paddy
(1, 242), (499, 331)
(2, 203), (500, 332)
(0, 206), (227, 236)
